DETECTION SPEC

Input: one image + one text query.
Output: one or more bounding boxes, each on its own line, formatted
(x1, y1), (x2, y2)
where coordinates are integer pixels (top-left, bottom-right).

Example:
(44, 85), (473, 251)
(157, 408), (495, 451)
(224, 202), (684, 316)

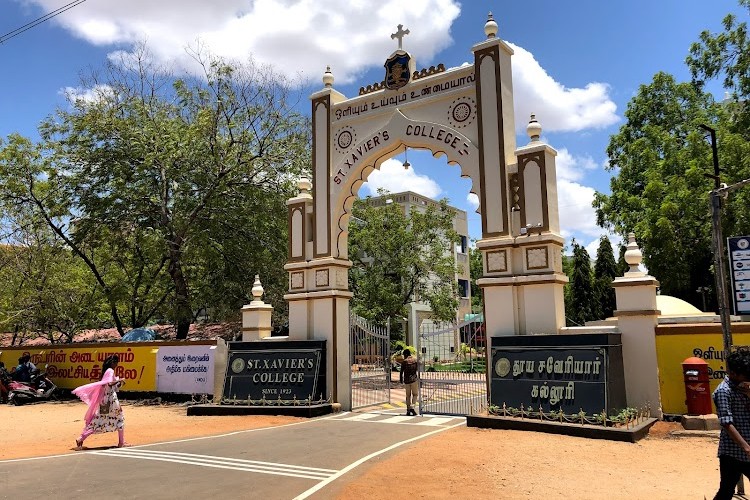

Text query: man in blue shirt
(713, 348), (750, 500)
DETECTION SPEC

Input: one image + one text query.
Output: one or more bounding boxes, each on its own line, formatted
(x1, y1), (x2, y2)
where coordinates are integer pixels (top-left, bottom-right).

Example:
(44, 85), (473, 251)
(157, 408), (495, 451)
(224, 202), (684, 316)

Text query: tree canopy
(593, 235), (618, 320)
(348, 190), (459, 334)
(0, 44), (309, 340)
(593, 71), (750, 307)
(565, 240), (594, 327)
(688, 0), (750, 135)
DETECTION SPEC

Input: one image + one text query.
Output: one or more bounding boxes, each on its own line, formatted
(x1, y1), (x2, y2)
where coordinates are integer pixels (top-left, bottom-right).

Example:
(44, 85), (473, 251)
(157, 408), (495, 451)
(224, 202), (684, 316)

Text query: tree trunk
(167, 236), (192, 340)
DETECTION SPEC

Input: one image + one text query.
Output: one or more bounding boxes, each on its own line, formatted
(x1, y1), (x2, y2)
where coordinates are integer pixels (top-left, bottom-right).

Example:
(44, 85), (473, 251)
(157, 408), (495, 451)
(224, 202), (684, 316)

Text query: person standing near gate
(712, 348), (750, 500)
(399, 349), (419, 416)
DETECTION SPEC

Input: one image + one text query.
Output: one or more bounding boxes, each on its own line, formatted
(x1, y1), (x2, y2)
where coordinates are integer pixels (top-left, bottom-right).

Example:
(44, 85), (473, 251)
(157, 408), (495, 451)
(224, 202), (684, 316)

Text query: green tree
(592, 72), (738, 308)
(687, 0), (750, 134)
(0, 44), (309, 339)
(348, 190), (459, 333)
(566, 240), (593, 327)
(0, 209), (107, 344)
(593, 235), (618, 320)
(469, 245), (483, 313)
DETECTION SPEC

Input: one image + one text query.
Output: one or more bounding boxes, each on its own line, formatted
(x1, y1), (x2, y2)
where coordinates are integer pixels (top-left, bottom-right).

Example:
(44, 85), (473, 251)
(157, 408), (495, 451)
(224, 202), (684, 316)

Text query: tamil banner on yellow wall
(0, 344), (159, 391)
(656, 331), (750, 415)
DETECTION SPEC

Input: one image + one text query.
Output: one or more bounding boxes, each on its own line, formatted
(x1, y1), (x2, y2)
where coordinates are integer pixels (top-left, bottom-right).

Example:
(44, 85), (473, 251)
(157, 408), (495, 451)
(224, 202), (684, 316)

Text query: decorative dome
(323, 66), (334, 88)
(656, 295), (702, 316)
(527, 114), (541, 142)
(624, 233), (643, 275)
(484, 13), (498, 38)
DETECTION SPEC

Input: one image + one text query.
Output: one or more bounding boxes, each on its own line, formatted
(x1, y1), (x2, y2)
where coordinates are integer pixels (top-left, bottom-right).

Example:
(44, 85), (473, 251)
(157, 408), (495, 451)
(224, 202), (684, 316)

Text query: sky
(1, 0), (747, 256)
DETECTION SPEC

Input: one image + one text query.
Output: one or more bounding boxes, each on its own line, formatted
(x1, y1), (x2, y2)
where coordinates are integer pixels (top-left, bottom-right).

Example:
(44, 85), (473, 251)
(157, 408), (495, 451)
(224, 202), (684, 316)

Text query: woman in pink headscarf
(72, 355), (129, 450)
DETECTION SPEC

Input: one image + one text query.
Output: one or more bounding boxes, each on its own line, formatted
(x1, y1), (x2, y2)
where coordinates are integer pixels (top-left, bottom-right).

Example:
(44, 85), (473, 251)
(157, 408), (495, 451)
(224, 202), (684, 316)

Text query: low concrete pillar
(612, 233), (662, 418)
(241, 275), (273, 341)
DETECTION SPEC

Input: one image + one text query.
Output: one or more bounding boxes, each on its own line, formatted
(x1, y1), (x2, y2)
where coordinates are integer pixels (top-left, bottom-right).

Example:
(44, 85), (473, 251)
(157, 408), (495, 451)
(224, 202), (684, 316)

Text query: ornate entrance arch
(284, 15), (568, 409)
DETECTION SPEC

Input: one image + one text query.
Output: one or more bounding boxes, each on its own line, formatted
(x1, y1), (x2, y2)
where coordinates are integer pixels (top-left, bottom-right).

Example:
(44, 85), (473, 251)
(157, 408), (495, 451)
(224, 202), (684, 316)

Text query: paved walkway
(0, 412), (464, 500)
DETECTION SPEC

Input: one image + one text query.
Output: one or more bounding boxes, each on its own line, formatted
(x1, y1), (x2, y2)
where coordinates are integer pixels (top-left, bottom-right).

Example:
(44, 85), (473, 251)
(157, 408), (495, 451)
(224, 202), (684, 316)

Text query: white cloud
(509, 43), (619, 132)
(362, 158), (442, 198)
(466, 193), (479, 209)
(27, 0), (461, 85)
(555, 148), (598, 183)
(25, 2), (619, 134)
(583, 236), (621, 260)
(60, 84), (115, 105)
(552, 148), (608, 243)
(558, 179), (600, 240)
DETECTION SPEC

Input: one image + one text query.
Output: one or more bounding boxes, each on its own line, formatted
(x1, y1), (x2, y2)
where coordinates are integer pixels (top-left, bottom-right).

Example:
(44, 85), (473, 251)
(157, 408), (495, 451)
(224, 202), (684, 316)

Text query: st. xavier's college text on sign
(223, 340), (326, 402)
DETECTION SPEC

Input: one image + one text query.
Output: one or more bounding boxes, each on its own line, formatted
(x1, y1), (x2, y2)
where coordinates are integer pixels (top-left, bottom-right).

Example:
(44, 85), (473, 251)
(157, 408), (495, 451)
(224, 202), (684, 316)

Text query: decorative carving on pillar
(336, 268), (348, 288)
(526, 246), (549, 270)
(486, 249), (508, 272)
(315, 269), (330, 287)
(290, 272), (305, 290)
(509, 173), (520, 212)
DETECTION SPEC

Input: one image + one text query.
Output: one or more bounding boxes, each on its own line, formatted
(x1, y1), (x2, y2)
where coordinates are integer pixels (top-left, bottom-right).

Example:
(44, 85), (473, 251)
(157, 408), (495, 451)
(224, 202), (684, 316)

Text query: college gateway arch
(284, 15), (567, 409)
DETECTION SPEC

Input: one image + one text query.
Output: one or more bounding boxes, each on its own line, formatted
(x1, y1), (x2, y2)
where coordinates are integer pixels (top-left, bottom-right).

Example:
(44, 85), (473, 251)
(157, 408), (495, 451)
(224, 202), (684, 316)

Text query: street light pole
(699, 124), (721, 189)
(711, 190), (733, 359)
(701, 124), (733, 359)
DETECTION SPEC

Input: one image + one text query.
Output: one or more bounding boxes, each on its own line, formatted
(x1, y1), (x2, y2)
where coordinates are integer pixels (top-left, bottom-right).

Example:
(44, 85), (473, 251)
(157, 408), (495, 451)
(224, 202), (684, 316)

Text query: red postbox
(682, 356), (713, 415)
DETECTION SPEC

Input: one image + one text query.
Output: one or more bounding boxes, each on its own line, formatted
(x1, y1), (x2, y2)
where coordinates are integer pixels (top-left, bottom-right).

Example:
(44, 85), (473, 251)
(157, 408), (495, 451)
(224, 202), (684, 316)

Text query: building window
(459, 235), (468, 254)
(458, 279), (469, 298)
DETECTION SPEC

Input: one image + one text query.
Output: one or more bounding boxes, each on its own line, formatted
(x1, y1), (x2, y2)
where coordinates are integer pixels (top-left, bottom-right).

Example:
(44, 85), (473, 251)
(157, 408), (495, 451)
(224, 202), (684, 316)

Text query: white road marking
(93, 448), (337, 480)
(293, 420), (465, 500)
(330, 413), (465, 427)
(416, 417), (455, 426)
(345, 413), (381, 421)
(0, 415), (332, 463)
(378, 415), (414, 424)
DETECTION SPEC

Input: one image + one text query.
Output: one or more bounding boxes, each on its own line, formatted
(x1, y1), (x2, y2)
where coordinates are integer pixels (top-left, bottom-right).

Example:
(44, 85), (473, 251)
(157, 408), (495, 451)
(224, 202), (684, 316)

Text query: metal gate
(418, 318), (487, 416)
(350, 313), (391, 410)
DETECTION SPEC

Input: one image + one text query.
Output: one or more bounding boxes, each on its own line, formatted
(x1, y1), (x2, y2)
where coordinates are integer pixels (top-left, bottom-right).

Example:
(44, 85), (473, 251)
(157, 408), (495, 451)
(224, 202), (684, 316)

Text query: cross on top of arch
(391, 24), (410, 50)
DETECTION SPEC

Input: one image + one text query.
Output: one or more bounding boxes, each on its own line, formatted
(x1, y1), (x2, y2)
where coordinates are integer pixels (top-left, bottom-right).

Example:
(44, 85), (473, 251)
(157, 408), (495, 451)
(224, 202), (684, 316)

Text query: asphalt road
(0, 412), (464, 500)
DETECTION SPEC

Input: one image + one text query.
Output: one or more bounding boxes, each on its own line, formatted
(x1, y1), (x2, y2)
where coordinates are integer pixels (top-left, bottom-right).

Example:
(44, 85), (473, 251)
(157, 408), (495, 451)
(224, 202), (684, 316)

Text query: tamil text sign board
(156, 345), (215, 394)
(491, 347), (608, 415)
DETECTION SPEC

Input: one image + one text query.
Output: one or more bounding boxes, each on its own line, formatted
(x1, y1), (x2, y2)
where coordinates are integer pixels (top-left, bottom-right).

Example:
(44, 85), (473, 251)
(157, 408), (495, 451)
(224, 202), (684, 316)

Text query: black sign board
(491, 348), (606, 414)
(728, 236), (750, 315)
(223, 340), (326, 402)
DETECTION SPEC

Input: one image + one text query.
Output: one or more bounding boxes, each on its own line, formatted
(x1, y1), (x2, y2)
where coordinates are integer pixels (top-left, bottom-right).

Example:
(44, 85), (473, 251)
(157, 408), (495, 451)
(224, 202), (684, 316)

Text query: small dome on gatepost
(527, 114), (542, 143)
(298, 177), (312, 196)
(484, 12), (498, 39)
(323, 66), (334, 88)
(624, 233), (645, 276)
(251, 275), (265, 305)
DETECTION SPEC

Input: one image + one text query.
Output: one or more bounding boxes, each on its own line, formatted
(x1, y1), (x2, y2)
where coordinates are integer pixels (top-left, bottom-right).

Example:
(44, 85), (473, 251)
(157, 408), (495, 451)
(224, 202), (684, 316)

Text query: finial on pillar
(485, 12), (498, 38)
(527, 113), (542, 142)
(323, 66), (334, 88)
(251, 274), (265, 304)
(298, 177), (312, 196)
(624, 233), (644, 275)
